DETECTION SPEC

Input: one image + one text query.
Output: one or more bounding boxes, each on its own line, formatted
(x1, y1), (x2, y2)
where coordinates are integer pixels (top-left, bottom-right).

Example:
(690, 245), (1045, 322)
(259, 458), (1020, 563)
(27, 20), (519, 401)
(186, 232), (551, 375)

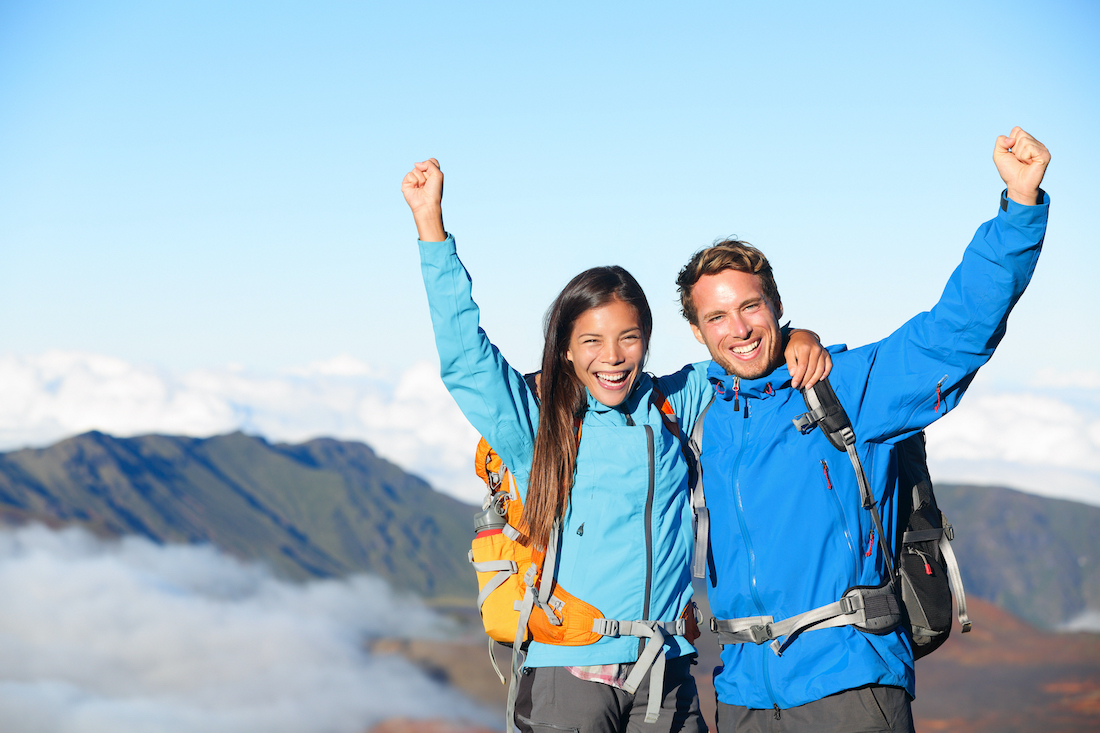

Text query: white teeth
(732, 341), (760, 355)
(598, 372), (627, 383)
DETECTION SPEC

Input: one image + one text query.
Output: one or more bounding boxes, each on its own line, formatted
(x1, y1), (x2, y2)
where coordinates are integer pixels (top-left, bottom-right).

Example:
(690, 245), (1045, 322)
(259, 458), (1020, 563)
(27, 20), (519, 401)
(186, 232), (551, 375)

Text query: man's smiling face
(689, 269), (784, 379)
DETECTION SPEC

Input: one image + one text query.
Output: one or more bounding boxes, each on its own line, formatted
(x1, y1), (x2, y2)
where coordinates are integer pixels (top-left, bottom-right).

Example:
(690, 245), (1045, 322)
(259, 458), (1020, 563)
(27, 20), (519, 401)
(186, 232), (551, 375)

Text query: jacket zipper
(641, 423), (655, 655)
(729, 399), (781, 708)
(821, 460), (859, 569)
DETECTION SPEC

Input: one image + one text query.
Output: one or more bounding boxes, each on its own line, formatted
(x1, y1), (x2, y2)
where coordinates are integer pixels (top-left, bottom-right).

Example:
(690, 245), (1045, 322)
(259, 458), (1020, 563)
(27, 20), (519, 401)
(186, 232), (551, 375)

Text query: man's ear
(690, 323), (706, 345)
(774, 300), (784, 321)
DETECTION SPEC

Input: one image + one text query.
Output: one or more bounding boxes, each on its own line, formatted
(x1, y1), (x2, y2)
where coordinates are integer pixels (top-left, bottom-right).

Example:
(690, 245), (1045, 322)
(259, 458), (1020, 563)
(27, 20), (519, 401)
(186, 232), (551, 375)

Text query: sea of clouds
(1, 351), (1098, 508)
(0, 523), (496, 733)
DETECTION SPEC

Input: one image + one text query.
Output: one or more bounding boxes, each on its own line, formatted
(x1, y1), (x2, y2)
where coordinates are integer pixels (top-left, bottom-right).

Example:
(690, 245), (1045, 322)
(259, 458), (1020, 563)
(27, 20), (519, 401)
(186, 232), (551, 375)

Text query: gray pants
(715, 685), (914, 733)
(515, 655), (708, 733)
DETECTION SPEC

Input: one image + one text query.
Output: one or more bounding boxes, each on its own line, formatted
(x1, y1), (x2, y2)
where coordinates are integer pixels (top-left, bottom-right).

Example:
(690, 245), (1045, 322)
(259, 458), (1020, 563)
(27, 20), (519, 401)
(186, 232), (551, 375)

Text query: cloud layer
(0, 351), (485, 504)
(1, 351), (1098, 507)
(0, 524), (495, 733)
(924, 380), (1100, 506)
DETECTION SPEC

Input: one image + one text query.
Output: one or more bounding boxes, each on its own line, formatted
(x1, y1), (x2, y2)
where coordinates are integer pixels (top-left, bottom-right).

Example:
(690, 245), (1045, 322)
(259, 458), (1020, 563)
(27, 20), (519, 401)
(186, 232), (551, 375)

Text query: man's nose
(729, 315), (750, 339)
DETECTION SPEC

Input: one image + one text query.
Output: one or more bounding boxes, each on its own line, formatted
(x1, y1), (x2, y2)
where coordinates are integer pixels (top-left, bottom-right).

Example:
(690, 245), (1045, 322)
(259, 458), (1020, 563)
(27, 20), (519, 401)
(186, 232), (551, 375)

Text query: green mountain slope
(0, 431), (477, 600)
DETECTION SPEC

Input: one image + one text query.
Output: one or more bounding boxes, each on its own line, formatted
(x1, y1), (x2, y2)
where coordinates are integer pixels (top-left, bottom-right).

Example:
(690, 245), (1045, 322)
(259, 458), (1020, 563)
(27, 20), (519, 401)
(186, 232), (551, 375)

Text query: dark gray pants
(515, 655), (708, 733)
(715, 685), (914, 733)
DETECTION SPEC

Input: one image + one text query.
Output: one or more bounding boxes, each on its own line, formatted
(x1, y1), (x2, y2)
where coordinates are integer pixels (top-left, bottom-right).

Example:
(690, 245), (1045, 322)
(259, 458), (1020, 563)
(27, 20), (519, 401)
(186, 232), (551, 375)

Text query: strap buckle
(748, 623), (774, 645)
(592, 618), (620, 637)
(792, 413), (818, 435)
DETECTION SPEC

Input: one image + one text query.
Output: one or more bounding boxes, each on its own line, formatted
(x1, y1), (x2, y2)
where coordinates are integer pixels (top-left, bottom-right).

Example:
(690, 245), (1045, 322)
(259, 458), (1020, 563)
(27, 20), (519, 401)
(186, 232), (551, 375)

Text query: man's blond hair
(676, 239), (782, 325)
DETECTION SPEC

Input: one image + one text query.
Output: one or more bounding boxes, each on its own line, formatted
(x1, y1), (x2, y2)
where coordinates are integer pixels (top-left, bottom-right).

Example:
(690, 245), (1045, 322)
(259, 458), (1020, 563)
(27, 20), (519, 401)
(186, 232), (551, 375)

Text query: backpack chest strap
(710, 583), (901, 657)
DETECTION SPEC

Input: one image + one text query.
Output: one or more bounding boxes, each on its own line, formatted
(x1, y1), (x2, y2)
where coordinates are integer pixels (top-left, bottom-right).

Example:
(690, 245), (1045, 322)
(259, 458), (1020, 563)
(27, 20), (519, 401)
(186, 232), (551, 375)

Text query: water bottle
(474, 495), (508, 537)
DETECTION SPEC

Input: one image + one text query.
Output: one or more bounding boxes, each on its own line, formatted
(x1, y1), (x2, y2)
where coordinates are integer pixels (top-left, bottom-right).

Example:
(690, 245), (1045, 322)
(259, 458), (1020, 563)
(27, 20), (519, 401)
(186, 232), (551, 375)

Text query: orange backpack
(470, 436), (606, 649)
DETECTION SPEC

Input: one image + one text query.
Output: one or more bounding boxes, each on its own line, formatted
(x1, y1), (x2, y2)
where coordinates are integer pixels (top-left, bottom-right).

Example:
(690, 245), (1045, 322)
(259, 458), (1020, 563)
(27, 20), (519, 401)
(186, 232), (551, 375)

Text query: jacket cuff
(1000, 188), (1048, 211)
(417, 233), (457, 261)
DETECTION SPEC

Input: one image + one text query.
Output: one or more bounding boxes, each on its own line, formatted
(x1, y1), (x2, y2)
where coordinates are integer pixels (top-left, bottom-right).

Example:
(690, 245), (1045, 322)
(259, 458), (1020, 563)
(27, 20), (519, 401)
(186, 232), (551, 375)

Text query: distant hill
(935, 483), (1100, 629)
(1, 432), (1098, 629)
(0, 431), (477, 600)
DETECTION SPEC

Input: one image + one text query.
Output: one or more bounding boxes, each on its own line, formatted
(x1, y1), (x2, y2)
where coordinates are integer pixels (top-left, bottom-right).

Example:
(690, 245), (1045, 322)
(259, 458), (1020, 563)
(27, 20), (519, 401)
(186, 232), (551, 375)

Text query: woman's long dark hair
(523, 266), (653, 550)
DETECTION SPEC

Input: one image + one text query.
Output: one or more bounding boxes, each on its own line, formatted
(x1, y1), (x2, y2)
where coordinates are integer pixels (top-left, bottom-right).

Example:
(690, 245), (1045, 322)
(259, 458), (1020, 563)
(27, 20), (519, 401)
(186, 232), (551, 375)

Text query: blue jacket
(419, 236), (714, 668)
(700, 192), (1049, 709)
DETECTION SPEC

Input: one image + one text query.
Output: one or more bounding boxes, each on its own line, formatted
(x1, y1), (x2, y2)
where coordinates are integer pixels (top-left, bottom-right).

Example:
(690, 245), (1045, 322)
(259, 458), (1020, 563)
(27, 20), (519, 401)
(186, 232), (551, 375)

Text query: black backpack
(793, 377), (971, 659)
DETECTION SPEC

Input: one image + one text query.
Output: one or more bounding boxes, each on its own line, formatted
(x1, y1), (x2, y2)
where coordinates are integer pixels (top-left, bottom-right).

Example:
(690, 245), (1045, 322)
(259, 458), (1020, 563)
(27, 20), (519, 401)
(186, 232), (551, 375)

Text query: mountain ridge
(0, 430), (476, 600)
(1, 430), (1099, 628)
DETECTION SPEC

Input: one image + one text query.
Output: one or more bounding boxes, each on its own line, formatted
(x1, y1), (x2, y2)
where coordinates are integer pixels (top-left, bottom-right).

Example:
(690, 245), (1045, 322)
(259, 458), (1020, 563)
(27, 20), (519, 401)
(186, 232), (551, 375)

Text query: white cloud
(1057, 610), (1100, 633)
(1031, 368), (1100, 390)
(0, 351), (485, 504)
(924, 381), (1100, 507)
(3, 351), (1099, 509)
(0, 524), (495, 733)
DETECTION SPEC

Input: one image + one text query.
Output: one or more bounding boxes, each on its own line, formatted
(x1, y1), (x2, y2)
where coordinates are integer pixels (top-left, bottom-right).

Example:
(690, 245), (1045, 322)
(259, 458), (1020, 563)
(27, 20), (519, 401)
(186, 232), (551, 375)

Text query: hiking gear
(894, 433), (972, 657)
(692, 195), (1047, 710)
(687, 396), (715, 580)
(469, 377), (700, 728)
(792, 376), (971, 658)
(704, 375), (971, 660)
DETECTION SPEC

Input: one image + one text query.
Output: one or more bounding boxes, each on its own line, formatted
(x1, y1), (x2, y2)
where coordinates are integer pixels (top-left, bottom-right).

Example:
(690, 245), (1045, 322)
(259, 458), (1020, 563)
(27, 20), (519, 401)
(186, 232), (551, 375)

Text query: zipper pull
(773, 704), (781, 720)
(911, 547), (934, 575)
(733, 378), (740, 412)
(865, 528), (875, 557)
(934, 374), (948, 413)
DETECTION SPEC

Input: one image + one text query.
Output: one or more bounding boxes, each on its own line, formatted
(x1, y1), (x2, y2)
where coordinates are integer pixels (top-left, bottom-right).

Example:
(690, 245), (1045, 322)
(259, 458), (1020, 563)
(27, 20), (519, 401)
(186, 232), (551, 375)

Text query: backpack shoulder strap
(793, 377), (895, 577)
(793, 376), (855, 453)
(648, 379), (681, 440)
(648, 376), (715, 580)
(688, 394), (716, 579)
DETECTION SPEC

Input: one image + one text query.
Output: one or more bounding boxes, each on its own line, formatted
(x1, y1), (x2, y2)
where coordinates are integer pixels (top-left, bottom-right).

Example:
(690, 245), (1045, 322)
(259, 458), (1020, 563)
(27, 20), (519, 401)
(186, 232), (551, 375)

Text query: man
(676, 128), (1049, 733)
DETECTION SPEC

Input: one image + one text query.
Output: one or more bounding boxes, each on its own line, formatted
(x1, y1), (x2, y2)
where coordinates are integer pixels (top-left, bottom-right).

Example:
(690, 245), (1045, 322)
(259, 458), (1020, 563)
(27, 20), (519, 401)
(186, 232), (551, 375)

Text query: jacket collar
(706, 361), (791, 402)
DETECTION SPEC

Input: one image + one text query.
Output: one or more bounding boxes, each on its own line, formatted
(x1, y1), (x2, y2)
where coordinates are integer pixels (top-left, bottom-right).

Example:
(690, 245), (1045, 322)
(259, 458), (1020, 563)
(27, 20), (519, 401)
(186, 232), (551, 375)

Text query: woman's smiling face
(565, 298), (646, 407)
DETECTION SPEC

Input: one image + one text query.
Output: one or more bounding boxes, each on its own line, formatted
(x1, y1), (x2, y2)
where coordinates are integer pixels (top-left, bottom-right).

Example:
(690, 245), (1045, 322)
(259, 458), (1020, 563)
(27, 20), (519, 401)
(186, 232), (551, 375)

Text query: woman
(402, 159), (829, 733)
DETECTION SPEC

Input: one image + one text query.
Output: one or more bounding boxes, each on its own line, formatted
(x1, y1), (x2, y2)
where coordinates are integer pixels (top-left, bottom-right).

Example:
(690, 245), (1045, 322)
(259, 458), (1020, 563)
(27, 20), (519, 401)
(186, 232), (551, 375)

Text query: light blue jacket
(419, 236), (714, 668)
(700, 192), (1049, 709)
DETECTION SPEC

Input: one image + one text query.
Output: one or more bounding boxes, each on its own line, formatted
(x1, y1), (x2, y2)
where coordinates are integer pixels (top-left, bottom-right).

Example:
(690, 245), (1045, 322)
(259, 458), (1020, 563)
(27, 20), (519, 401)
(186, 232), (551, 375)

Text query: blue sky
(2, 1), (1099, 505)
